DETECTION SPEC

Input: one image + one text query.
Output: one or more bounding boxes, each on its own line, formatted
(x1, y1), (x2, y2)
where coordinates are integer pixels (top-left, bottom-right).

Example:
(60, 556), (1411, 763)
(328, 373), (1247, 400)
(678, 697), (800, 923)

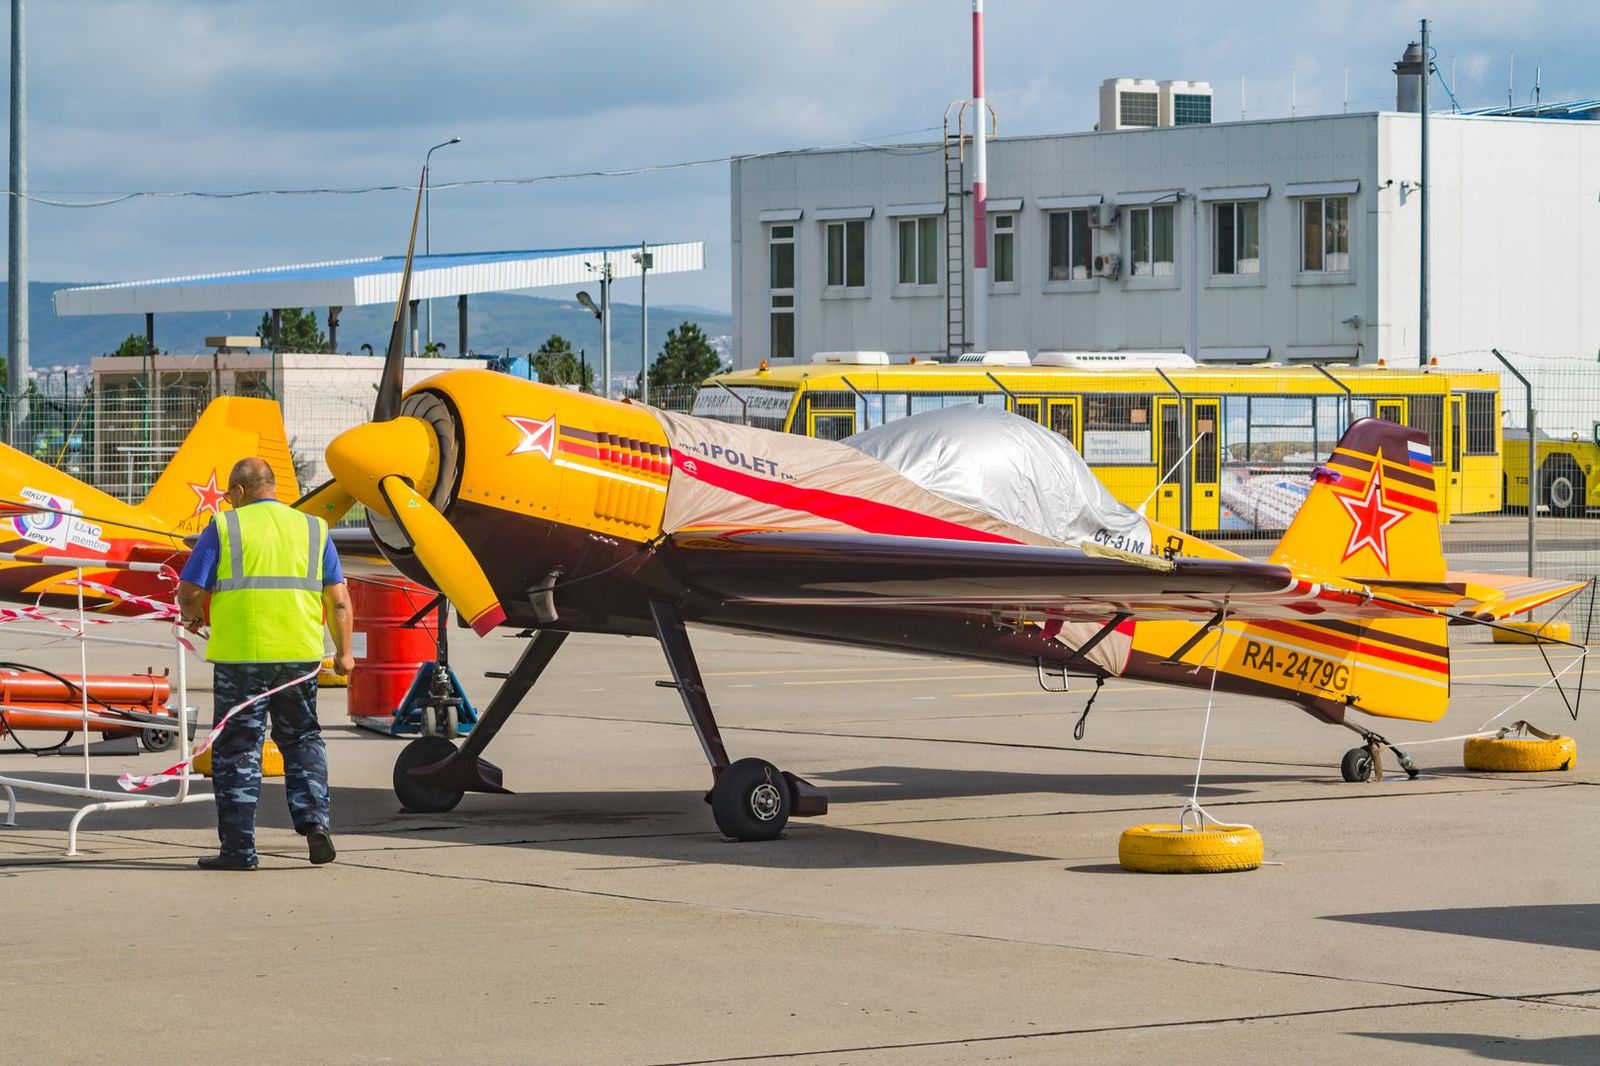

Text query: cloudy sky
(7, 0), (1595, 310)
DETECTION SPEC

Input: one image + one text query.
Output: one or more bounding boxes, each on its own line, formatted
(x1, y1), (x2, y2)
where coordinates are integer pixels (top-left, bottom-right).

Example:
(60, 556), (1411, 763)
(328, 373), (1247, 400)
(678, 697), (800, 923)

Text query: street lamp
(582, 255), (614, 400)
(575, 290), (602, 395)
(424, 136), (462, 352)
(632, 243), (653, 404)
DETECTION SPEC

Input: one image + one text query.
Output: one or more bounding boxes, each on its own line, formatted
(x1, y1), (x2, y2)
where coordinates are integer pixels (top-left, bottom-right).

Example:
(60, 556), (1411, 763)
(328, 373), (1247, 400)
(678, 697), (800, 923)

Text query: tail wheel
(1464, 734), (1577, 772)
(1340, 746), (1379, 782)
(710, 757), (791, 841)
(1118, 824), (1263, 874)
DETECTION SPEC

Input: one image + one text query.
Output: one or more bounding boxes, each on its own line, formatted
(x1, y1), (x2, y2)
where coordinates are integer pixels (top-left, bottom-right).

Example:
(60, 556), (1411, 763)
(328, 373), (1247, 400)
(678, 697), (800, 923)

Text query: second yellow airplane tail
(139, 397), (300, 537)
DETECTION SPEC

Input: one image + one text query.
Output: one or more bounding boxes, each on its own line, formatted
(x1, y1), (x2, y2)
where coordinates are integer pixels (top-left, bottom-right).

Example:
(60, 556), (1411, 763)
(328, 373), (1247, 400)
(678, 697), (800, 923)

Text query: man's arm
(176, 580), (209, 634)
(322, 581), (354, 675)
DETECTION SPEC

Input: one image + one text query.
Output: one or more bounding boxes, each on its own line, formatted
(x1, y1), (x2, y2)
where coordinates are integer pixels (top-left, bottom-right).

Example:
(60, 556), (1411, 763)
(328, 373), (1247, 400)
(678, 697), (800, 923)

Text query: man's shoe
(197, 854), (257, 872)
(306, 828), (336, 865)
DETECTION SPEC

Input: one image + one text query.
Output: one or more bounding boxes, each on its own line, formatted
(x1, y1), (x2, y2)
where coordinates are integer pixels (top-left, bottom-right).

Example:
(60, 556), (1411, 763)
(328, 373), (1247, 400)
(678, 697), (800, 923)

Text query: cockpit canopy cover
(845, 404), (1153, 554)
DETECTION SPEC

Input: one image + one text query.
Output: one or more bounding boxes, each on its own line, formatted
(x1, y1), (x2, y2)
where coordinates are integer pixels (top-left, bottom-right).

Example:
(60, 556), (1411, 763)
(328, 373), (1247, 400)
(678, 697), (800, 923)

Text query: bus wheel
(1542, 461), (1586, 518)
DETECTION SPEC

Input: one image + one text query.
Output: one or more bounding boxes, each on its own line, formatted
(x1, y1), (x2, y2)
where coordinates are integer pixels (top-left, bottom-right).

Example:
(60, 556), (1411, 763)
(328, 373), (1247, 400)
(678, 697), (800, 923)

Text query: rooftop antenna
(1508, 50), (1514, 110)
(1534, 65), (1541, 111)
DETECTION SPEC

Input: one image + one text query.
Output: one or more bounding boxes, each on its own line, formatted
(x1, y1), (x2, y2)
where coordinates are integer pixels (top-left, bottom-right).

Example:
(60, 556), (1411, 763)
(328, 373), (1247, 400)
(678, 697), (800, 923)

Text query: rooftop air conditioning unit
(954, 350), (1030, 366)
(811, 351), (891, 366)
(1034, 350), (1197, 369)
(1090, 203), (1119, 229)
(1093, 253), (1122, 279)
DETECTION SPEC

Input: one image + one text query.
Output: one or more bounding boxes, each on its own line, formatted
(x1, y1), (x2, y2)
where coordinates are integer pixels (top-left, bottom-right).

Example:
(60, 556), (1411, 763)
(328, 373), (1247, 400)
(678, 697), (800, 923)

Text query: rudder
(141, 397), (300, 536)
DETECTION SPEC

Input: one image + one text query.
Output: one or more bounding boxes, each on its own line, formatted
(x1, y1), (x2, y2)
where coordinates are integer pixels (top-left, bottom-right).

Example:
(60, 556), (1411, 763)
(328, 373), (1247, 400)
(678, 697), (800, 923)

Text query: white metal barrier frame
(0, 550), (206, 855)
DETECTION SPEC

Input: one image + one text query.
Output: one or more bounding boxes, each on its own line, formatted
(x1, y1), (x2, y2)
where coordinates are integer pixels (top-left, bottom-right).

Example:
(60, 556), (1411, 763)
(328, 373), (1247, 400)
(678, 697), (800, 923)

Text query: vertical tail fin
(140, 397), (300, 536)
(1270, 418), (1445, 584)
(1234, 418), (1452, 724)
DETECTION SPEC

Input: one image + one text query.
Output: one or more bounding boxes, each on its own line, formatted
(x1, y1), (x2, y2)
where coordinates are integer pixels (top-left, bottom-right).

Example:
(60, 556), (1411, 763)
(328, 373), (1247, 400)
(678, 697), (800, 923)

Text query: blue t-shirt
(180, 504), (344, 591)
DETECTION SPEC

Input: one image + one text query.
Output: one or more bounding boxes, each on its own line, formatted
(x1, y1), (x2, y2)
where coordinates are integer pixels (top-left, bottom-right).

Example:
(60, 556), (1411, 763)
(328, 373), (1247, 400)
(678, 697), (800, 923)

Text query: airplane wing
(662, 529), (1442, 623)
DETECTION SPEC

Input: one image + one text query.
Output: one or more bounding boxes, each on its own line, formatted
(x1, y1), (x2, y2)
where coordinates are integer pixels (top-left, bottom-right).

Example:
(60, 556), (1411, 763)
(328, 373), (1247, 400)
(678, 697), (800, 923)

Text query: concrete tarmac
(1, 621), (1596, 1065)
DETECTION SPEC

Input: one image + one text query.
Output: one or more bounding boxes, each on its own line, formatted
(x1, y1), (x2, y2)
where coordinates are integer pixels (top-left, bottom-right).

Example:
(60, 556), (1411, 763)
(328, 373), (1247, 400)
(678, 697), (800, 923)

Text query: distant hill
(0, 282), (731, 376)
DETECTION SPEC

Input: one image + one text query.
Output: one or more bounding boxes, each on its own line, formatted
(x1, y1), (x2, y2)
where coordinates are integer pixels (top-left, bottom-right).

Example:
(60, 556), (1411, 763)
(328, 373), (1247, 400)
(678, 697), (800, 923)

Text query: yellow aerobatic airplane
(301, 176), (1586, 841)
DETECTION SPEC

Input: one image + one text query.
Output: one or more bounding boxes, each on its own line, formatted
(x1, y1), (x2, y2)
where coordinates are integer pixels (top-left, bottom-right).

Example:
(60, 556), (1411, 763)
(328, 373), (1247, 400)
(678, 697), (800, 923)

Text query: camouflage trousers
(210, 661), (330, 864)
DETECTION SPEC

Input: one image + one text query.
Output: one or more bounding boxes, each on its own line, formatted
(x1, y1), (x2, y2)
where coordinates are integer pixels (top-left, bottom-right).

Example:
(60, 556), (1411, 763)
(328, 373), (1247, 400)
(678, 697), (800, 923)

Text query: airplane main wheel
(711, 757), (791, 841)
(393, 735), (464, 813)
(1340, 746), (1378, 782)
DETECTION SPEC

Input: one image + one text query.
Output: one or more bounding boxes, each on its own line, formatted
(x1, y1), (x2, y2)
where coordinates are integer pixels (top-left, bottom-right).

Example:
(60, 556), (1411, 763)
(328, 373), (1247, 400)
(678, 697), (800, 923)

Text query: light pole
(576, 292), (601, 394)
(632, 243), (652, 403)
(424, 136), (461, 352)
(583, 256), (614, 400)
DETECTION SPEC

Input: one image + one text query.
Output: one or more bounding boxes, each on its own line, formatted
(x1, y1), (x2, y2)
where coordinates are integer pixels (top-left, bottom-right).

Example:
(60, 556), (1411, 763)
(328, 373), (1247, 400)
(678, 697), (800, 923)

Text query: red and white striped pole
(970, 0), (989, 355)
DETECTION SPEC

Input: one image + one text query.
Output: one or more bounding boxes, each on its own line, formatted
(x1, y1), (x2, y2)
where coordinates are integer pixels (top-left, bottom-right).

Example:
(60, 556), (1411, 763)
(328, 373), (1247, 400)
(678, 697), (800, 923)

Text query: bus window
(1464, 391), (1498, 455)
(1408, 396), (1443, 460)
(1350, 397), (1374, 421)
(1376, 399), (1405, 425)
(1160, 403), (1183, 484)
(1047, 399), (1078, 445)
(1082, 394), (1152, 465)
(810, 413), (855, 440)
(854, 392), (885, 431)
(1015, 399), (1041, 423)
(1193, 401), (1219, 483)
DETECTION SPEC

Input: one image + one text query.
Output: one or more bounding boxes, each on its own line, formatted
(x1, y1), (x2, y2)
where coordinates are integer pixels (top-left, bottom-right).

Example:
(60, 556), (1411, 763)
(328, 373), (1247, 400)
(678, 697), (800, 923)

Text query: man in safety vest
(176, 457), (354, 871)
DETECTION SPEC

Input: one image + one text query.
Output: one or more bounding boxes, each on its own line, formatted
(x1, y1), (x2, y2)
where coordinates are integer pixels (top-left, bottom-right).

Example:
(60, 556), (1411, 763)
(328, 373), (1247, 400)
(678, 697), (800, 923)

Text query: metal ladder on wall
(942, 106), (968, 360)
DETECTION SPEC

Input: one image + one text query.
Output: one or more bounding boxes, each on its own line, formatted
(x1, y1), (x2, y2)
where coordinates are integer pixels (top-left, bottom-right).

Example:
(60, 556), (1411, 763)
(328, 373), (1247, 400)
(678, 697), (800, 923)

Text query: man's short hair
(228, 457), (276, 496)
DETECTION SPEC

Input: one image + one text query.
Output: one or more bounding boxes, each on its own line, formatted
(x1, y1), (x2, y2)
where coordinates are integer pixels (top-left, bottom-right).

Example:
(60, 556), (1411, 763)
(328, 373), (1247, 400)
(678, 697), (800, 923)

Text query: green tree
(530, 334), (593, 391)
(110, 333), (155, 358)
(258, 308), (328, 353)
(647, 322), (724, 390)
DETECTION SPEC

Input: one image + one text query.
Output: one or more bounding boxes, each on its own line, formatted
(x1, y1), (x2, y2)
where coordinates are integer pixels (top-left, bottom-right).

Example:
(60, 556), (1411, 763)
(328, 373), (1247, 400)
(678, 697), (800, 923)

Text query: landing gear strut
(1337, 721), (1420, 782)
(649, 599), (827, 840)
(393, 630), (569, 813)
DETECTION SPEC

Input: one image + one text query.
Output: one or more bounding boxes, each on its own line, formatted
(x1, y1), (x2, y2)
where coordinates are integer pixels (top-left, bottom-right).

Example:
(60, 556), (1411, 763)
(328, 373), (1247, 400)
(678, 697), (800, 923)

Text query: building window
(897, 216), (938, 286)
(1173, 94), (1211, 125)
(1119, 92), (1158, 128)
(1129, 204), (1175, 277)
(992, 213), (1015, 283)
(1300, 196), (1349, 272)
(826, 219), (866, 288)
(1213, 201), (1260, 275)
(769, 224), (795, 359)
(1047, 209), (1092, 281)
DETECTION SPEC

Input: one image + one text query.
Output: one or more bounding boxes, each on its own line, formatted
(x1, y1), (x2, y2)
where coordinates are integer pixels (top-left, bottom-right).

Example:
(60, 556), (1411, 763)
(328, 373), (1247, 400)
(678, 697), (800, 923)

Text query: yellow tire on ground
(1118, 823), (1264, 874)
(1492, 620), (1572, 645)
(192, 740), (286, 779)
(1463, 734), (1577, 772)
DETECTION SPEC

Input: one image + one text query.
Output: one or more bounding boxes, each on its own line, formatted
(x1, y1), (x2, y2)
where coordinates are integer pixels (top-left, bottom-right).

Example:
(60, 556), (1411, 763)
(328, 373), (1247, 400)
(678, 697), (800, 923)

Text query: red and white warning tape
(117, 664), (321, 792)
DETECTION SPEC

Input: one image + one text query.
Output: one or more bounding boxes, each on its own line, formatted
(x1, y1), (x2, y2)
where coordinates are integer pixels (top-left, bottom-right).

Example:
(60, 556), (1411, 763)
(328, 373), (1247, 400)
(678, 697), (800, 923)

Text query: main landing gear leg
(1337, 720), (1420, 783)
(393, 630), (570, 813)
(648, 599), (827, 841)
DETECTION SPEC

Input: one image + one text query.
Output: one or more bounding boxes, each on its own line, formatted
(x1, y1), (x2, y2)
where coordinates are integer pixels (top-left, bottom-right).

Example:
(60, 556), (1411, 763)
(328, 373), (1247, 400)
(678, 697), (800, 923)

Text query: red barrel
(347, 577), (438, 720)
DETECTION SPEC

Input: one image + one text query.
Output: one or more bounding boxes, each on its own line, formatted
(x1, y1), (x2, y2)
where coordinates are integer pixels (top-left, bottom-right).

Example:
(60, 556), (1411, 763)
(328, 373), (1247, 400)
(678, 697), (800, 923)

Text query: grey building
(728, 110), (1600, 369)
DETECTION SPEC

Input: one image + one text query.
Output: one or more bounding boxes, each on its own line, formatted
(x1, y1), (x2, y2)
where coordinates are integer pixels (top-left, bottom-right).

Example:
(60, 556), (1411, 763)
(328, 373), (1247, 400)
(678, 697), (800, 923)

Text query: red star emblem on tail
(506, 415), (557, 460)
(1338, 463), (1408, 572)
(189, 471), (228, 517)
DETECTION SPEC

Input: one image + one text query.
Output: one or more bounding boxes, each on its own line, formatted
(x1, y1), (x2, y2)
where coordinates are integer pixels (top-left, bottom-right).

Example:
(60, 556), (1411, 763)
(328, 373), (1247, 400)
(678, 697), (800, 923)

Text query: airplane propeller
(317, 166), (508, 636)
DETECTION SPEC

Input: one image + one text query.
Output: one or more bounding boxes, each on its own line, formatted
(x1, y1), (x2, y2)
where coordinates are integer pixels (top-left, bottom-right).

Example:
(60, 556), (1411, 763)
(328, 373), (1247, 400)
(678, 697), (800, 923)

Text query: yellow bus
(692, 353), (1502, 534)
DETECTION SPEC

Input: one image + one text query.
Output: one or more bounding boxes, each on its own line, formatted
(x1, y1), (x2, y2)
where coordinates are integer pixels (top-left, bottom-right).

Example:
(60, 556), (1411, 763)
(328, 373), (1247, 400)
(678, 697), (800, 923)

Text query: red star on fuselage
(1337, 462), (1408, 572)
(506, 415), (557, 460)
(189, 471), (228, 517)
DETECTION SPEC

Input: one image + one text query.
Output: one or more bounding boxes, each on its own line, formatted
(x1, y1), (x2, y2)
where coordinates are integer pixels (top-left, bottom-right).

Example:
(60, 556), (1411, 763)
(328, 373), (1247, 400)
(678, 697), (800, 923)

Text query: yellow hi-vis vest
(206, 501), (329, 663)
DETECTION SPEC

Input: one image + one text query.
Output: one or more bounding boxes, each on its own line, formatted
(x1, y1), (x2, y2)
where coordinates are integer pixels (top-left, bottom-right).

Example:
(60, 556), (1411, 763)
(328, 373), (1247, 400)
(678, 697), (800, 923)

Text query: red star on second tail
(189, 471), (228, 517)
(506, 415), (557, 460)
(1337, 463), (1408, 572)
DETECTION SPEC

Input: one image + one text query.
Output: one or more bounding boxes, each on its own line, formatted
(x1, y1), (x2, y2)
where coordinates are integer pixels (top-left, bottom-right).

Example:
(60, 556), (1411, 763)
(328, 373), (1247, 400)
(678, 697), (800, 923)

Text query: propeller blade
(375, 166), (428, 422)
(293, 478), (358, 525)
(377, 475), (505, 636)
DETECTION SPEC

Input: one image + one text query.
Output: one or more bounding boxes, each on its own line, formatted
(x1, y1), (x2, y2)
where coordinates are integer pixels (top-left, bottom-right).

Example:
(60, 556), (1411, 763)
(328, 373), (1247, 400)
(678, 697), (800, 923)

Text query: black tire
(1340, 746), (1376, 783)
(393, 735), (464, 813)
(710, 757), (791, 841)
(1541, 463), (1586, 518)
(139, 725), (176, 753)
